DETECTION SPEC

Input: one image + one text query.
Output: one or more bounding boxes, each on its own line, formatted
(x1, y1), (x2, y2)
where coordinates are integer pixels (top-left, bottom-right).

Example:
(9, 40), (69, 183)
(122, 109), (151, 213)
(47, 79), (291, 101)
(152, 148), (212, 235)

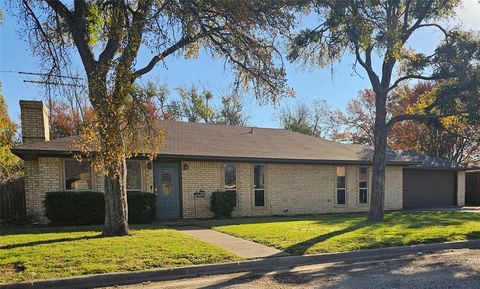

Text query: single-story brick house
(13, 100), (470, 223)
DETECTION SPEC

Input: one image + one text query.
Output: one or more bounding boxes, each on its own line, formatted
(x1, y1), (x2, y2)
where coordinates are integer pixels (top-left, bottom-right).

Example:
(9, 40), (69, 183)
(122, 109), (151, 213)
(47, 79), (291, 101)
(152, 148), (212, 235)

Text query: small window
(126, 161), (142, 191)
(224, 163), (237, 207)
(254, 165), (265, 207)
(359, 167), (368, 204)
(336, 167), (346, 205)
(161, 169), (172, 196)
(64, 159), (92, 191)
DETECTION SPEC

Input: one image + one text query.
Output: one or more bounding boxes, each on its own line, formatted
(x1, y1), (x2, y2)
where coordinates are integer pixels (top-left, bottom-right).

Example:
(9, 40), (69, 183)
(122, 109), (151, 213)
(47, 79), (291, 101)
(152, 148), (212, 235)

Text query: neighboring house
(12, 101), (469, 223)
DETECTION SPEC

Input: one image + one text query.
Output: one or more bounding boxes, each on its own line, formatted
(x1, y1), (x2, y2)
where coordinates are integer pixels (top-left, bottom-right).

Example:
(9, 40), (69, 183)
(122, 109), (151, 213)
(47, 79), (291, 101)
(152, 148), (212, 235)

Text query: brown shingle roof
(12, 120), (422, 165)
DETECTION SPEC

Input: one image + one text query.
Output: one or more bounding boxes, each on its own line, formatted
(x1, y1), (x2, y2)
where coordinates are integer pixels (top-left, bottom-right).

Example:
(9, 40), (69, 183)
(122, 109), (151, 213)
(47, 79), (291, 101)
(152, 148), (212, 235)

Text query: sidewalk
(173, 226), (289, 259)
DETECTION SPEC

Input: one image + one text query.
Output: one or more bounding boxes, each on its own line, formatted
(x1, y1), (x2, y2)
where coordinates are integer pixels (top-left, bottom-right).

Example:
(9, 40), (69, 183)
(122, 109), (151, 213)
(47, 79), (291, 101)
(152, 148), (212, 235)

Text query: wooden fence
(0, 179), (26, 219)
(466, 172), (480, 206)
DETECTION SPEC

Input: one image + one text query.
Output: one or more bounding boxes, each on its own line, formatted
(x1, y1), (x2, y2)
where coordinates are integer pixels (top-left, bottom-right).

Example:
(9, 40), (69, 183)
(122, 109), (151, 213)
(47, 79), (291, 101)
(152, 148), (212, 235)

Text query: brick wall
(25, 157), (407, 222)
(24, 159), (42, 222)
(143, 161), (154, 193)
(181, 161), (223, 219)
(24, 157), (62, 223)
(20, 100), (50, 144)
(24, 157), (152, 223)
(181, 161), (404, 219)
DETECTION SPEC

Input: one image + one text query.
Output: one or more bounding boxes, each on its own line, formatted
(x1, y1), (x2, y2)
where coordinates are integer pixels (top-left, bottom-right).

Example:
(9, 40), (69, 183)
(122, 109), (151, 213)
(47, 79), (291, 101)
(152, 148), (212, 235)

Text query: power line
(23, 80), (83, 87)
(0, 70), (83, 80)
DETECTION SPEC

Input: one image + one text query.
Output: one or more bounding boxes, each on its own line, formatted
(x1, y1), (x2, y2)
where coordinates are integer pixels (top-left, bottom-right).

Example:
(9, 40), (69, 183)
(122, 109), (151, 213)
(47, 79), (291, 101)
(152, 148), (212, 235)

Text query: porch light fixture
(183, 163), (189, 171)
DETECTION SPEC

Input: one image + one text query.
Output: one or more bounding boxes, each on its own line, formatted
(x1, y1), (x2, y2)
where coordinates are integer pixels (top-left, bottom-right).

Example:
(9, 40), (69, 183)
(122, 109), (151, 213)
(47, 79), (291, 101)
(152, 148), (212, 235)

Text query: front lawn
(201, 211), (480, 255)
(0, 224), (240, 284)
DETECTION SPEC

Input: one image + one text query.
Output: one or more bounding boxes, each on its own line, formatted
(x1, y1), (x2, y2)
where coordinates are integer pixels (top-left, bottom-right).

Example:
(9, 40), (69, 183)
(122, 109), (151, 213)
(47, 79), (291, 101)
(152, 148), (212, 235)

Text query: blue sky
(1, 1), (479, 128)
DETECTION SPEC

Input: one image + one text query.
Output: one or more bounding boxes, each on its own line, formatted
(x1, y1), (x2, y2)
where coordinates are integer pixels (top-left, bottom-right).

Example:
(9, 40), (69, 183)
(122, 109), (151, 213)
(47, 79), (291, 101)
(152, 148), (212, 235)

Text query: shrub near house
(210, 191), (236, 218)
(44, 191), (156, 225)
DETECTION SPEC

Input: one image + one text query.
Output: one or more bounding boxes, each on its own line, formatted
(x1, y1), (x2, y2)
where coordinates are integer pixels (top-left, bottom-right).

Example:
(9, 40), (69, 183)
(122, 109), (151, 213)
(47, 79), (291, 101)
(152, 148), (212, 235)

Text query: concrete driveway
(104, 249), (480, 289)
(412, 206), (480, 213)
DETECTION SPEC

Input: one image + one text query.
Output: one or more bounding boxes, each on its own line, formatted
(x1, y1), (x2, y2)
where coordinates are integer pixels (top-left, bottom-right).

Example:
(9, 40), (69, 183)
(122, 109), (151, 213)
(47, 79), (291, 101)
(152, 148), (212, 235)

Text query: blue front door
(154, 162), (180, 219)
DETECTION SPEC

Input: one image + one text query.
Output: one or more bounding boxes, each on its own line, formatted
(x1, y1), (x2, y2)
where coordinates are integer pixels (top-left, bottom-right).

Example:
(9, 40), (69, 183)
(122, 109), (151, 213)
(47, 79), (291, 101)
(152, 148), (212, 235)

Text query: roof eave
(11, 149), (420, 166)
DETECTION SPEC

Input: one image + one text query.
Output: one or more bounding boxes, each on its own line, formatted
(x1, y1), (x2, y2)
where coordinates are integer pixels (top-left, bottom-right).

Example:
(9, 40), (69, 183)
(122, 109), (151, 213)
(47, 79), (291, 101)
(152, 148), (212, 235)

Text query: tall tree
(49, 101), (93, 139)
(336, 83), (480, 163)
(176, 86), (216, 123)
(335, 82), (433, 147)
(278, 102), (313, 135)
(217, 94), (249, 126)
(278, 100), (337, 138)
(129, 82), (182, 121)
(49, 81), (180, 139)
(0, 84), (22, 183)
(289, 1), (480, 221)
(174, 86), (249, 125)
(17, 1), (293, 235)
(396, 84), (480, 163)
(334, 89), (377, 145)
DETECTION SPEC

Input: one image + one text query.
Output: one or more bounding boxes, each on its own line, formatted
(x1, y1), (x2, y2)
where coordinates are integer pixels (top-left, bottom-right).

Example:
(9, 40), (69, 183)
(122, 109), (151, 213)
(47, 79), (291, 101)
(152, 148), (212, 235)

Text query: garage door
(403, 169), (457, 209)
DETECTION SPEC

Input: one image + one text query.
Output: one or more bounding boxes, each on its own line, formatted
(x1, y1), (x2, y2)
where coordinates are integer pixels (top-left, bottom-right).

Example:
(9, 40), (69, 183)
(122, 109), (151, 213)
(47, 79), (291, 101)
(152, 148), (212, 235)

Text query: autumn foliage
(0, 87), (22, 183)
(335, 82), (479, 163)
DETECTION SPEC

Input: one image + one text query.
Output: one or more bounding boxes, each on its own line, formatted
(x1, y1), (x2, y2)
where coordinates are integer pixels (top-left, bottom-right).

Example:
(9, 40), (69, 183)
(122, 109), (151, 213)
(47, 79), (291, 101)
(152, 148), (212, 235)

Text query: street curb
(3, 239), (480, 289)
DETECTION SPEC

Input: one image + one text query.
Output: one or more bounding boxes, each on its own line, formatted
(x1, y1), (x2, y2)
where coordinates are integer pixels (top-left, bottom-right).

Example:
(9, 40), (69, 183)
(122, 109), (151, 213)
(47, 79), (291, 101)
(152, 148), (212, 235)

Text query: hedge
(44, 191), (156, 225)
(210, 191), (236, 218)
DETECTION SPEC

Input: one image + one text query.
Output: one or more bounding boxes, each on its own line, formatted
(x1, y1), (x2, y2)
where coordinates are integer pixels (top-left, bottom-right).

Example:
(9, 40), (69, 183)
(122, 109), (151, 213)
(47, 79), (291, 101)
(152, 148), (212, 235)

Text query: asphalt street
(100, 248), (480, 289)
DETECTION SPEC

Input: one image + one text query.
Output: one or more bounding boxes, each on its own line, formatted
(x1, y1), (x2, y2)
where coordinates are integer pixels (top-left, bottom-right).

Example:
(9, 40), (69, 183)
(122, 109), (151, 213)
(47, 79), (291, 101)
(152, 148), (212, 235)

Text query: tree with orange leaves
(336, 82), (479, 163)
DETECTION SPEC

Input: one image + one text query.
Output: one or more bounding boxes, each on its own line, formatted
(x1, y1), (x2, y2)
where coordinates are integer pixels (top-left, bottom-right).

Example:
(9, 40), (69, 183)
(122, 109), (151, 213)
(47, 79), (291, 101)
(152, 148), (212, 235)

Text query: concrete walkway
(174, 226), (288, 259)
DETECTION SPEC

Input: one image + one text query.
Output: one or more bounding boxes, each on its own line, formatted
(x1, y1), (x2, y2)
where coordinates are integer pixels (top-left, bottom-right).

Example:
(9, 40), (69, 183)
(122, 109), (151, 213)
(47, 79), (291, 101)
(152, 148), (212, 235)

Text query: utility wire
(0, 70), (83, 80)
(23, 80), (82, 87)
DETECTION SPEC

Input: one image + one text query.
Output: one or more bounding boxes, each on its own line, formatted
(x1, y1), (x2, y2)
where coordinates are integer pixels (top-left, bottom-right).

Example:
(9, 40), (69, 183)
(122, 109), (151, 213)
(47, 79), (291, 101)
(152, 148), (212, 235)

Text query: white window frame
(336, 166), (347, 206)
(126, 160), (143, 192)
(359, 167), (369, 204)
(63, 158), (93, 191)
(253, 164), (266, 208)
(224, 163), (237, 207)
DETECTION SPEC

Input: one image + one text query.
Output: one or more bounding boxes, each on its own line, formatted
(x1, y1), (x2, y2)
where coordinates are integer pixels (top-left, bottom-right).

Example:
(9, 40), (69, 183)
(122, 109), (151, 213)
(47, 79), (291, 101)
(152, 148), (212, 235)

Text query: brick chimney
(19, 100), (50, 144)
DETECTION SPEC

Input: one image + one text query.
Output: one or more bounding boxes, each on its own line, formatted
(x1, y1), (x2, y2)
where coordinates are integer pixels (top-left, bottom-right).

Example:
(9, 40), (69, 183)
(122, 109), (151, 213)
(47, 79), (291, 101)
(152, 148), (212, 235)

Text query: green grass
(201, 211), (480, 255)
(0, 224), (240, 284)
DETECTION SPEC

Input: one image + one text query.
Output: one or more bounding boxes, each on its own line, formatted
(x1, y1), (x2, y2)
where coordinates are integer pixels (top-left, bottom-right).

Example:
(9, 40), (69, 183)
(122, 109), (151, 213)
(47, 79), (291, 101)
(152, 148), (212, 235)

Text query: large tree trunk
(103, 157), (129, 236)
(368, 90), (389, 221)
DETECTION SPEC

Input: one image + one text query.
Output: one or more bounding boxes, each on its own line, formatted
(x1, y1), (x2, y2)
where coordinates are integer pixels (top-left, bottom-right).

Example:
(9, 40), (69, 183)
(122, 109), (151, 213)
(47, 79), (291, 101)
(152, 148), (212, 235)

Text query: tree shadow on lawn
(386, 211), (479, 229)
(283, 221), (372, 255)
(198, 213), (369, 229)
(199, 211), (480, 230)
(0, 223), (177, 250)
(0, 223), (171, 237)
(0, 235), (105, 250)
(0, 225), (103, 236)
(283, 213), (480, 255)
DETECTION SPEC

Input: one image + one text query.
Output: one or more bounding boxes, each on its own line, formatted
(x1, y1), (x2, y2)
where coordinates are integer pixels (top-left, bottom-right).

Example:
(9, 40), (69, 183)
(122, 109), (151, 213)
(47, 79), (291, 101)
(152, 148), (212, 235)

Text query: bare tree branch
(45, 0), (95, 73)
(389, 74), (439, 91)
(98, 4), (126, 66)
(386, 112), (467, 132)
(22, 0), (60, 74)
(132, 34), (201, 80)
(354, 44), (381, 89)
(417, 23), (450, 40)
